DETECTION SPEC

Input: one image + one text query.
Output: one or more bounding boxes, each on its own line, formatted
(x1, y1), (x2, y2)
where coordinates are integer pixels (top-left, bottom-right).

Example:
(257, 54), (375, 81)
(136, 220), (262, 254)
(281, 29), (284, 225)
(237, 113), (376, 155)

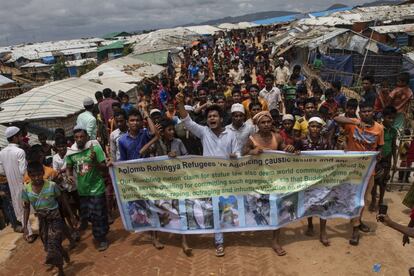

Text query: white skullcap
(282, 114), (294, 121)
(73, 124), (86, 131)
(231, 103), (245, 114)
(308, 117), (326, 126)
(5, 126), (20, 138)
(83, 97), (94, 106)
(149, 109), (161, 116)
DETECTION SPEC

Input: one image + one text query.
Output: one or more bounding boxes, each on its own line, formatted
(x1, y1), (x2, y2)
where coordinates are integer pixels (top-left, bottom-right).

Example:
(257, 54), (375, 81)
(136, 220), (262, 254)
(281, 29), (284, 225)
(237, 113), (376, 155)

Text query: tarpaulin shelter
(0, 78), (104, 134)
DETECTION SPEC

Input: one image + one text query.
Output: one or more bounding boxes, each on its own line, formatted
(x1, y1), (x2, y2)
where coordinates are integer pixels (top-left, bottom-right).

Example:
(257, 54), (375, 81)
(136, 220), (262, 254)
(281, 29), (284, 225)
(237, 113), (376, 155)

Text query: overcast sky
(0, 0), (391, 46)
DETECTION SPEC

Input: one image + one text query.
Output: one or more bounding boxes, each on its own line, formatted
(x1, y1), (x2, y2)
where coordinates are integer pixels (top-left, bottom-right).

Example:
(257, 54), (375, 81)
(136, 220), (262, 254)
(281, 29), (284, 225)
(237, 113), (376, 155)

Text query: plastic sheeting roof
(0, 38), (104, 62)
(268, 26), (383, 56)
(81, 56), (164, 91)
(217, 22), (258, 30)
(0, 78), (103, 123)
(298, 4), (414, 26)
(0, 75), (15, 86)
(20, 62), (50, 68)
(133, 27), (200, 55)
(184, 25), (222, 35)
(65, 58), (97, 67)
(370, 23), (414, 34)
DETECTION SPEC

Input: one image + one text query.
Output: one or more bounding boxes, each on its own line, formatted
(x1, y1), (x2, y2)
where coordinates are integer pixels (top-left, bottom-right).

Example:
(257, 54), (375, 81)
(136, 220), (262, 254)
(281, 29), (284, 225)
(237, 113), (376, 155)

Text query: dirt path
(1, 191), (413, 276)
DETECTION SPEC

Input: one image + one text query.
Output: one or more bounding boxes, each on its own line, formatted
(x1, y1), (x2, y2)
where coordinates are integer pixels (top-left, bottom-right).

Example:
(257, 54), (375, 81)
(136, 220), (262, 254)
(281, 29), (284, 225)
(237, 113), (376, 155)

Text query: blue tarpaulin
(377, 43), (400, 53)
(253, 14), (302, 25)
(67, 66), (77, 77)
(42, 56), (55, 64)
(319, 54), (354, 86)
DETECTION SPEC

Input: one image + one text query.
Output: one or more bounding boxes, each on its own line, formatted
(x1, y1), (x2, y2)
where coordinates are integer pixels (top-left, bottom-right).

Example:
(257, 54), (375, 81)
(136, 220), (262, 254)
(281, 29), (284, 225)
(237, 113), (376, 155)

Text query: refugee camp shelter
(0, 74), (20, 102)
(65, 58), (97, 77)
(369, 23), (414, 47)
(102, 31), (132, 40)
(268, 26), (402, 87)
(0, 78), (103, 135)
(132, 27), (201, 65)
(81, 55), (165, 98)
(403, 51), (414, 91)
(97, 40), (126, 61)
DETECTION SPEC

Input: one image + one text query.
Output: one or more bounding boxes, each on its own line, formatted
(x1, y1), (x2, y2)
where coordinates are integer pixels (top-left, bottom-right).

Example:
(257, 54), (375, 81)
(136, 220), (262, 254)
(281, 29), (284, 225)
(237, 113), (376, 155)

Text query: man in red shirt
(98, 88), (119, 127)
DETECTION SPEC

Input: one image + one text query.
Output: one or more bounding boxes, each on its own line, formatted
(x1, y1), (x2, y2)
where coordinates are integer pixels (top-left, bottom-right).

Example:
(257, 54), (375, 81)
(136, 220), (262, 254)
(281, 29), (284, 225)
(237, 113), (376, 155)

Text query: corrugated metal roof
(0, 78), (103, 124)
(97, 41), (125, 52)
(370, 23), (414, 34)
(0, 75), (15, 86)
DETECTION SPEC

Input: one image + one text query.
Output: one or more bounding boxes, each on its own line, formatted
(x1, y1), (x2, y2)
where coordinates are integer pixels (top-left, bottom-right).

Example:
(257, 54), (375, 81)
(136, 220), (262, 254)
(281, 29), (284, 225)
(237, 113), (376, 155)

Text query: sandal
(182, 246), (192, 256)
(215, 244), (225, 257)
(26, 234), (38, 243)
(272, 242), (287, 256)
(319, 237), (331, 247)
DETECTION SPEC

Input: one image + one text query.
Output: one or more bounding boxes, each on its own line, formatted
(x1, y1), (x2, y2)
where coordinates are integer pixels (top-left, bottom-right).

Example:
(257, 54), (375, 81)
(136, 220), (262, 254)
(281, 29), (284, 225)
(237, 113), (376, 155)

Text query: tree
(51, 57), (68, 80)
(77, 60), (98, 77)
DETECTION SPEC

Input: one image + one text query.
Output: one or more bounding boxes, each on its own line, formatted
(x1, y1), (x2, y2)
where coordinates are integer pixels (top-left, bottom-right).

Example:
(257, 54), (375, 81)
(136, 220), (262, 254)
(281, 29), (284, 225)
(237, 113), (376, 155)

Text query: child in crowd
(23, 162), (77, 276)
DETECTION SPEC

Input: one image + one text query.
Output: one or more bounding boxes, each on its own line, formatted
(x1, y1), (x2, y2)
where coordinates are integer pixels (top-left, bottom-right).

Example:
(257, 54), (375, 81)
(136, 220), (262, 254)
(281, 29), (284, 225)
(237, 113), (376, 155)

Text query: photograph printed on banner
(128, 200), (156, 228)
(185, 198), (214, 230)
(244, 194), (270, 226)
(277, 193), (298, 225)
(219, 195), (240, 228)
(154, 200), (182, 229)
(303, 183), (360, 217)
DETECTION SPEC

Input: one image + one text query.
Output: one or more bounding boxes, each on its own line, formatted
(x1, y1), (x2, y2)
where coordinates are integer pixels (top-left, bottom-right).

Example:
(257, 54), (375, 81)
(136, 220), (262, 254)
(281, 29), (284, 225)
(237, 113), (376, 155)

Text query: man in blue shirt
(120, 93), (134, 115)
(118, 108), (157, 161)
(117, 108), (164, 250)
(188, 60), (200, 79)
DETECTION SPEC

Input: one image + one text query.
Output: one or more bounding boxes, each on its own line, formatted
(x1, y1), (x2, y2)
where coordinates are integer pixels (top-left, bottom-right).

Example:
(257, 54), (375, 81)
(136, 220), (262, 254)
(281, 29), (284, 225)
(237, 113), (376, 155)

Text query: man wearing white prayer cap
(76, 97), (97, 139)
(225, 103), (255, 153)
(0, 126), (36, 242)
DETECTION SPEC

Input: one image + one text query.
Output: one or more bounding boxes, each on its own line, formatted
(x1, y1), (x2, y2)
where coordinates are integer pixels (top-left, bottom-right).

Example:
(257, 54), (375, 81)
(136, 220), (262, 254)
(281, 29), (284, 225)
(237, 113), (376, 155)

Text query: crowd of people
(0, 29), (413, 275)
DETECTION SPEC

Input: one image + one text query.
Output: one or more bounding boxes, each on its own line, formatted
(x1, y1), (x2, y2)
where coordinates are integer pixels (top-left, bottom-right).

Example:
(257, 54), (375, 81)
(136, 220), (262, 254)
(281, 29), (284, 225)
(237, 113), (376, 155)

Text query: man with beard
(225, 103), (255, 153)
(176, 91), (240, 257)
